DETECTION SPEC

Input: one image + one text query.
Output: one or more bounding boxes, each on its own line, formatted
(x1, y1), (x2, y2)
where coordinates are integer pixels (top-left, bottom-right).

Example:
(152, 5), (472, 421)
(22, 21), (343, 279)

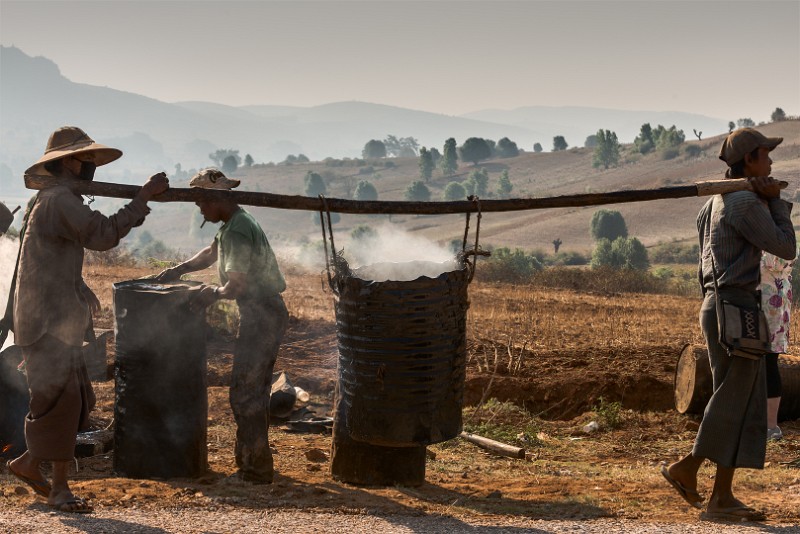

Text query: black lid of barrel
(113, 280), (208, 478)
(333, 260), (470, 447)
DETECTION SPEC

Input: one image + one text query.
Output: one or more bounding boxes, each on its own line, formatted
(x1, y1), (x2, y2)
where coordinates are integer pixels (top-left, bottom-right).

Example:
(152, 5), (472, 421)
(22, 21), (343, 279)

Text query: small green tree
(296, 154), (309, 163)
(441, 137), (458, 175)
(771, 107), (786, 122)
(418, 147), (434, 182)
(444, 181), (467, 201)
(354, 180), (378, 201)
(244, 154), (254, 167)
(209, 149), (241, 167)
(496, 170), (513, 198)
(653, 125), (685, 150)
(728, 121), (735, 133)
(465, 168), (489, 197)
(460, 137), (492, 166)
(634, 123), (655, 154)
(590, 237), (649, 271)
(592, 129), (620, 170)
(496, 137), (519, 158)
(304, 171), (326, 197)
(362, 139), (387, 159)
(584, 134), (598, 148)
(613, 237), (649, 271)
(222, 155), (238, 174)
(552, 136), (568, 151)
(533, 142), (543, 153)
(405, 180), (431, 201)
(737, 118), (755, 128)
(590, 209), (628, 241)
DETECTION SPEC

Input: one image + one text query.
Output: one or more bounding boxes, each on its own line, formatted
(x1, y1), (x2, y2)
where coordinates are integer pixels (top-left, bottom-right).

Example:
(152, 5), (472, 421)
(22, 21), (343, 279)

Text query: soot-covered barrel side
(334, 261), (470, 447)
(113, 281), (208, 479)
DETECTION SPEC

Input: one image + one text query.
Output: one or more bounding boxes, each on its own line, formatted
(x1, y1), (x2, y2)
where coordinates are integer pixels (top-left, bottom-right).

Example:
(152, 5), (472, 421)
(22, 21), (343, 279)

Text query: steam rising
(0, 236), (16, 351)
(344, 224), (457, 282)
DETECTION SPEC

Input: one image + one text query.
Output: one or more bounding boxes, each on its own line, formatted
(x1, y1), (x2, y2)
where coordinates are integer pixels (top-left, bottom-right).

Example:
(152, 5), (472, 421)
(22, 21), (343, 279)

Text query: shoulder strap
(0, 193), (40, 347)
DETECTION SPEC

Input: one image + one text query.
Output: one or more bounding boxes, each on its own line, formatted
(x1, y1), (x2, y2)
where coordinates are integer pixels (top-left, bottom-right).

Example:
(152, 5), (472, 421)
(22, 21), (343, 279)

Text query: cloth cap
(718, 128), (782, 166)
(189, 168), (241, 190)
(25, 126), (123, 176)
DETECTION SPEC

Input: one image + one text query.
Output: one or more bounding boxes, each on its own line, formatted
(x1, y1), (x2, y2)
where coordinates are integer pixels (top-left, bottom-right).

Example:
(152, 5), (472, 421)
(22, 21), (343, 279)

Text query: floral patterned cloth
(760, 252), (794, 353)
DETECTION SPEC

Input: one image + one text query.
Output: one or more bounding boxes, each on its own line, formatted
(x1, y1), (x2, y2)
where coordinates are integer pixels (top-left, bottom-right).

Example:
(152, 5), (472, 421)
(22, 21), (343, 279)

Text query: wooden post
(24, 174), (787, 216)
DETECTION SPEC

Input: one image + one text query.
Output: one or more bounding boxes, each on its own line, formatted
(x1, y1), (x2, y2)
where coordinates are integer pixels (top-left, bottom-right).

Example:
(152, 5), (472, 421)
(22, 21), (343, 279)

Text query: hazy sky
(1, 0), (798, 121)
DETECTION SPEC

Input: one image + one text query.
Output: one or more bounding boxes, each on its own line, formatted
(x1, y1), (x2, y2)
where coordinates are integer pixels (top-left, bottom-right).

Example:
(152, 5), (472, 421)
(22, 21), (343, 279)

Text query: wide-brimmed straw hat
(25, 126), (123, 176)
(189, 168), (241, 190)
(719, 128), (782, 166)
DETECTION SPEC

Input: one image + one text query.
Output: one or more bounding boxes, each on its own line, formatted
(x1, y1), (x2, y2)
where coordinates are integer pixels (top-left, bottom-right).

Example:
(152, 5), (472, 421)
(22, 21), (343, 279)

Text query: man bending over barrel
(4, 126), (169, 513)
(156, 168), (288, 484)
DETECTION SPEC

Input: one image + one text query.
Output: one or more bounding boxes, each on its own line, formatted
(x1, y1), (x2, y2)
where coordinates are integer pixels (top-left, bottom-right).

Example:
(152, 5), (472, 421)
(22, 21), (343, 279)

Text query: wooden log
(673, 344), (713, 415)
(459, 431), (526, 459)
(674, 344), (800, 421)
(24, 174), (787, 216)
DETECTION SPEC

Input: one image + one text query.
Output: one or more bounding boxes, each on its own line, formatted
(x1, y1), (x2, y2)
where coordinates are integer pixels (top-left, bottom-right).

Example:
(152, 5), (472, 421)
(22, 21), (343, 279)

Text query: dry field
(2, 264), (799, 529)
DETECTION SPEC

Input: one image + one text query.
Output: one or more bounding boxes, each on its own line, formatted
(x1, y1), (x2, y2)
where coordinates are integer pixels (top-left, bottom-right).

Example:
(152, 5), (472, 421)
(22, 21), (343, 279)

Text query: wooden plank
(24, 174), (786, 215)
(459, 431), (526, 459)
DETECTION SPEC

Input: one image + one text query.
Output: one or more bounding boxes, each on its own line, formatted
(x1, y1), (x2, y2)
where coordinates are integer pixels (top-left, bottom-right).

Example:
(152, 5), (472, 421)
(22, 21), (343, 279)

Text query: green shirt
(215, 208), (286, 297)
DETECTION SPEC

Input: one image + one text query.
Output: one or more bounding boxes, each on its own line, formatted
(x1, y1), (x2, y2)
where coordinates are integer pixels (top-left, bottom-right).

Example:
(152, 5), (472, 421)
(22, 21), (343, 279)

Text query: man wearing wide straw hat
(156, 168), (288, 484)
(4, 126), (168, 513)
(662, 128), (795, 521)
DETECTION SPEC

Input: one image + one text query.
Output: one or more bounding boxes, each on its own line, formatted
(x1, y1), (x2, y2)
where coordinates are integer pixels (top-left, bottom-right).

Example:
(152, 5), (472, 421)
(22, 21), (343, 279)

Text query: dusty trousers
(230, 294), (288, 482)
(23, 334), (95, 461)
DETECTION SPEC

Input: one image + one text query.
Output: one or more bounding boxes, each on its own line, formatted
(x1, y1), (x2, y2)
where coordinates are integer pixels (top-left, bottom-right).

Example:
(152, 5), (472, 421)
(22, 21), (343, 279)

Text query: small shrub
(594, 397), (622, 430)
(661, 147), (680, 160)
(549, 251), (589, 266)
(650, 242), (699, 264)
(84, 247), (137, 267)
(684, 144), (703, 158)
(478, 247), (543, 283)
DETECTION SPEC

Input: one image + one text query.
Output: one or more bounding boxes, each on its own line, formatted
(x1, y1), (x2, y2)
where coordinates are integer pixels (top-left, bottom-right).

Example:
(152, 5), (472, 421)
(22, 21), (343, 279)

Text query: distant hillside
(2, 45), (731, 192)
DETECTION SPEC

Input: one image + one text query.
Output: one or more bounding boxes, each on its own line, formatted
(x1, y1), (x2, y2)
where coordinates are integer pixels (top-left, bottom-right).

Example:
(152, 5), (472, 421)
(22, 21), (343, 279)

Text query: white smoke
(0, 236), (17, 350)
(344, 223), (454, 268)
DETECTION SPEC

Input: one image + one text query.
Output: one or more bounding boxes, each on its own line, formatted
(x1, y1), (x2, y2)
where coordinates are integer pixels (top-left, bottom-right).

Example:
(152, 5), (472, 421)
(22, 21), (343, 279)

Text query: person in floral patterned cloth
(760, 251), (795, 441)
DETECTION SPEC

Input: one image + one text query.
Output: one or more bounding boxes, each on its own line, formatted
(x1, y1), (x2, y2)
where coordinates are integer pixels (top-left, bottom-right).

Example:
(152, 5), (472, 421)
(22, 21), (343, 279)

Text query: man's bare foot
(661, 464), (703, 509)
(7, 453), (50, 498)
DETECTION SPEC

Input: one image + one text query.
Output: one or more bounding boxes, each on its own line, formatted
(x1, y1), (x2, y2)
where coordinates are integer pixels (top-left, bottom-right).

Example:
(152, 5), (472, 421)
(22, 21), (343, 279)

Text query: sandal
(50, 497), (93, 514)
(6, 460), (51, 498)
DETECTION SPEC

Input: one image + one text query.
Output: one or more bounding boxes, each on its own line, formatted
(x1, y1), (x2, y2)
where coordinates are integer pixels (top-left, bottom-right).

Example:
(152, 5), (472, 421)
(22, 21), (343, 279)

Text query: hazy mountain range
(1, 45), (728, 190)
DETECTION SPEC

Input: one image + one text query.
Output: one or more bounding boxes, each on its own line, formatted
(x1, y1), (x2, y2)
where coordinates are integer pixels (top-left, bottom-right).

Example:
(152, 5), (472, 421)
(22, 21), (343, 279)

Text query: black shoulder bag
(709, 253), (770, 360)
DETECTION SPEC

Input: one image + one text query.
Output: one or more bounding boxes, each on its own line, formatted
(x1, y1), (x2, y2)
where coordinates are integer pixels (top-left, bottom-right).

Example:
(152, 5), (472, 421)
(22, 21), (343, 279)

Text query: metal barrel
(332, 259), (470, 447)
(113, 280), (208, 478)
(0, 345), (27, 458)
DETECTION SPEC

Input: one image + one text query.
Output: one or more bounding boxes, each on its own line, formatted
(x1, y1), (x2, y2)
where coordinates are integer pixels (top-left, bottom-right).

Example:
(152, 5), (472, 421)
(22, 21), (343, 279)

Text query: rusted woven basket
(331, 258), (471, 447)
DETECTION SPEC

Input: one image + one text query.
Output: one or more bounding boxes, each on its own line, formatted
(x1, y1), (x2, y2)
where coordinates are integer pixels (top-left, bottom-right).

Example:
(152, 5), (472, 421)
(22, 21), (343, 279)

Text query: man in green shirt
(157, 168), (288, 483)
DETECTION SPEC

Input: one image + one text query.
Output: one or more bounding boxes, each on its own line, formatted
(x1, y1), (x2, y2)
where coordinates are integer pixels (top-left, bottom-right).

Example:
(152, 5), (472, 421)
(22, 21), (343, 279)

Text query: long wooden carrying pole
(24, 174), (785, 215)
